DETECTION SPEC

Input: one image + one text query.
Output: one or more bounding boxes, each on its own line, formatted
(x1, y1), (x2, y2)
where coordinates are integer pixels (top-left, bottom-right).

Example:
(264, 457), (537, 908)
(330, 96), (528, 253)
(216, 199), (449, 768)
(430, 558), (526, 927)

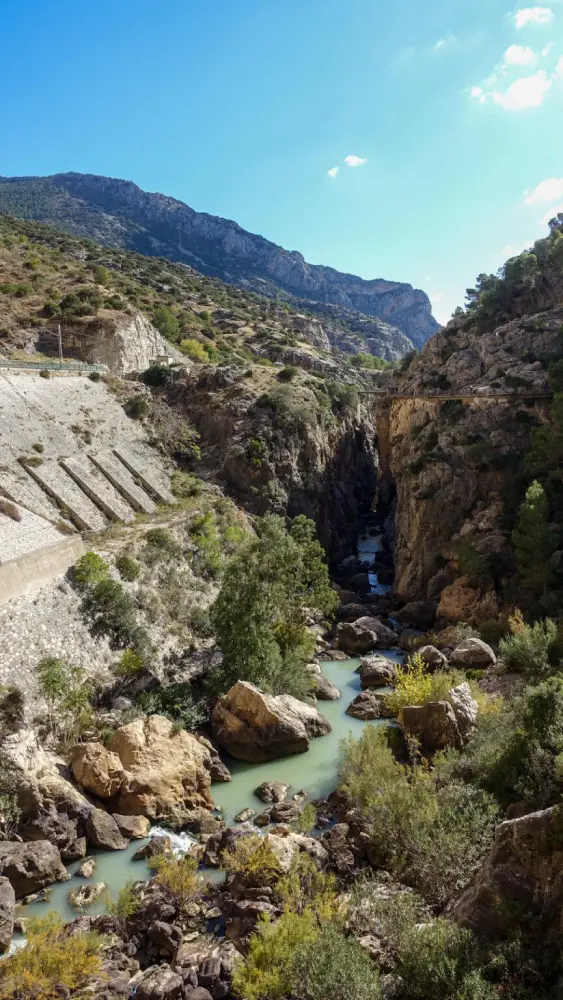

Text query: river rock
(234, 808), (256, 824)
(69, 881), (106, 908)
(211, 681), (331, 763)
(0, 840), (68, 897)
(71, 742), (125, 799)
(254, 781), (289, 804)
(447, 682), (479, 735)
(359, 654), (397, 688)
(113, 814), (151, 840)
(335, 617), (396, 655)
(76, 857), (96, 878)
(109, 715), (214, 820)
(133, 964), (183, 1000)
(449, 638), (496, 669)
(399, 702), (462, 751)
(346, 691), (397, 720)
(0, 877), (15, 954)
(86, 808), (129, 851)
(269, 802), (301, 824)
(417, 645), (448, 671)
(133, 835), (173, 861)
(196, 736), (232, 783)
(147, 920), (183, 953)
(312, 673), (341, 700)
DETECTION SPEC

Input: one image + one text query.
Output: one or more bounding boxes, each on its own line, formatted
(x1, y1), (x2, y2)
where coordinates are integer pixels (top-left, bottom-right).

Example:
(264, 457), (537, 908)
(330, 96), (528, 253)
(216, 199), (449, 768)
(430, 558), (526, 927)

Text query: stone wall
(0, 535), (85, 606)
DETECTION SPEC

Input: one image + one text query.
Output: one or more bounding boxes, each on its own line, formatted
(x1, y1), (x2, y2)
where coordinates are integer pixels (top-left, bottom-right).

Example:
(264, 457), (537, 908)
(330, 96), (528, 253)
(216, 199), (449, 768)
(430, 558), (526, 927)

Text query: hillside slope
(0, 172), (439, 349)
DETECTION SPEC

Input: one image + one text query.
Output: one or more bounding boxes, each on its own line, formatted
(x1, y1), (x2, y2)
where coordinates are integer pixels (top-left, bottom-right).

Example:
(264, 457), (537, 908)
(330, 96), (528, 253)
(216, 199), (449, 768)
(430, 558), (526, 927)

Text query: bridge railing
(0, 359), (108, 374)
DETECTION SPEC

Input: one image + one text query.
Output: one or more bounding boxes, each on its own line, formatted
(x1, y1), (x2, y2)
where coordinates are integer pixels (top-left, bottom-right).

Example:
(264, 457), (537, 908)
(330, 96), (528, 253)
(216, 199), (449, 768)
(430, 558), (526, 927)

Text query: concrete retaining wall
(0, 536), (86, 606)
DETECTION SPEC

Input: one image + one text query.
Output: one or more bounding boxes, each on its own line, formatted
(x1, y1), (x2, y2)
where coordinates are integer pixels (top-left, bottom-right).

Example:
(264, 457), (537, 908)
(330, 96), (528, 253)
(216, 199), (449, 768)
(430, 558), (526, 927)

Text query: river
(20, 529), (399, 925)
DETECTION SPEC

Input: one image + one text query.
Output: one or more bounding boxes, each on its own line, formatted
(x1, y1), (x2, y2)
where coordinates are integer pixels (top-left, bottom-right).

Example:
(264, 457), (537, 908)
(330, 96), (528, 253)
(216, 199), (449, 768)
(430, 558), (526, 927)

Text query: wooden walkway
(359, 389), (552, 401)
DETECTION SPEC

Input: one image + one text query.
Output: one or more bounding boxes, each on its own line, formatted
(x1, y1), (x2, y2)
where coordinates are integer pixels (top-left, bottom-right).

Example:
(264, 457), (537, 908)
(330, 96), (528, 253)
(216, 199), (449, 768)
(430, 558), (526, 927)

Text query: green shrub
(151, 852), (202, 910)
(125, 394), (150, 419)
(142, 364), (173, 387)
(152, 305), (180, 342)
(73, 552), (110, 588)
(0, 913), (105, 1000)
(34, 657), (93, 744)
(115, 649), (145, 677)
(143, 527), (181, 563)
(290, 924), (382, 1000)
(278, 365), (298, 382)
(139, 683), (206, 731)
(338, 726), (498, 906)
(115, 554), (141, 582)
(31, 442), (44, 453)
(83, 578), (150, 656)
(39, 369), (50, 379)
(179, 338), (213, 362)
(190, 511), (221, 577)
(498, 610), (557, 677)
(93, 264), (109, 286)
(444, 676), (563, 810)
(170, 470), (202, 498)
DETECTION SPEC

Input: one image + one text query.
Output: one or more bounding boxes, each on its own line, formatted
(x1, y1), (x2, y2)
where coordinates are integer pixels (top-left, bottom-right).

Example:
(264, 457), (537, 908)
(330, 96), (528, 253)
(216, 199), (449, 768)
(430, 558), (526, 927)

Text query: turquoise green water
(19, 652), (402, 926)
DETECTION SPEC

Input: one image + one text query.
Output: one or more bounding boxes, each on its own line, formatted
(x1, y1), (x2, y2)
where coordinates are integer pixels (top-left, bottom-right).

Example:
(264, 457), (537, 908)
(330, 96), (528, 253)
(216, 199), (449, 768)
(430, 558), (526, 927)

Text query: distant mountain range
(0, 172), (440, 350)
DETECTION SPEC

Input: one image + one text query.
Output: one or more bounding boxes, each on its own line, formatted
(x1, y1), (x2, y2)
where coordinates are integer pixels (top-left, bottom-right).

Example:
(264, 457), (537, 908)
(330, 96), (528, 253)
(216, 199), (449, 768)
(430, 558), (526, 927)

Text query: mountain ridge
(0, 171), (439, 349)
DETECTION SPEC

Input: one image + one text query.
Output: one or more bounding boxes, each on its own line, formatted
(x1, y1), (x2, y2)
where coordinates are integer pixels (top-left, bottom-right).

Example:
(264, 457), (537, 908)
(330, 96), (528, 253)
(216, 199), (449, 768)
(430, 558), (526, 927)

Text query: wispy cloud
(344, 155), (367, 167)
(433, 33), (456, 52)
(327, 166), (340, 179)
(524, 177), (563, 203)
(556, 55), (563, 76)
(491, 69), (553, 109)
(513, 7), (554, 29)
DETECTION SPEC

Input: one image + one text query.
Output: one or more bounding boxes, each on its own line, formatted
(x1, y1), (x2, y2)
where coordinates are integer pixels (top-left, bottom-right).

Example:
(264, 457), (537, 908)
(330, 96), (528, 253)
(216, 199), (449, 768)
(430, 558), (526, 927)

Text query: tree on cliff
(512, 480), (554, 599)
(210, 514), (337, 699)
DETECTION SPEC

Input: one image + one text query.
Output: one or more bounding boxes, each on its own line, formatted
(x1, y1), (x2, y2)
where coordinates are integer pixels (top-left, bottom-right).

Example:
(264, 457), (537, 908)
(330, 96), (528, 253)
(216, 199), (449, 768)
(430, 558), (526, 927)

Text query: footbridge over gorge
(359, 387), (553, 403)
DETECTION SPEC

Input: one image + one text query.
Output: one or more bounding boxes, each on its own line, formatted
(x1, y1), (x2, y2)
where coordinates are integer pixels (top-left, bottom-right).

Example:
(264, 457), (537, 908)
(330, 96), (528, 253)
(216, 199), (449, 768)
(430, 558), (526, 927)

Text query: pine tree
(512, 480), (553, 597)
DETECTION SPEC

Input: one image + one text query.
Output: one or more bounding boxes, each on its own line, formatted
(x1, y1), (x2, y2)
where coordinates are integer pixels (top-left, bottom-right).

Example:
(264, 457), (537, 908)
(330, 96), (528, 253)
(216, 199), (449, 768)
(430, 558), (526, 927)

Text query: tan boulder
(211, 681), (331, 763)
(71, 743), (125, 799)
(109, 715), (214, 821)
(399, 701), (461, 751)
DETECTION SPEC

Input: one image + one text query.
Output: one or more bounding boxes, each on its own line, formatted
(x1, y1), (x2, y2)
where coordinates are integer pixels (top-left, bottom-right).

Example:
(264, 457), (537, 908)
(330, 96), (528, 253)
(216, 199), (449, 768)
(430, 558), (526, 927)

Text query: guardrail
(0, 359), (108, 374)
(359, 388), (552, 400)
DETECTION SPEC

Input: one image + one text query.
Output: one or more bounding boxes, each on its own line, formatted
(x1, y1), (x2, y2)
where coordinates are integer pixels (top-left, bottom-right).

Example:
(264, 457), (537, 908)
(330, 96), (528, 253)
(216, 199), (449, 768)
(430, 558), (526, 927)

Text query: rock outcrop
(358, 654), (397, 688)
(450, 807), (563, 940)
(0, 877), (15, 954)
(109, 716), (215, 820)
(0, 840), (68, 897)
(449, 638), (496, 669)
(211, 681), (331, 762)
(346, 691), (396, 720)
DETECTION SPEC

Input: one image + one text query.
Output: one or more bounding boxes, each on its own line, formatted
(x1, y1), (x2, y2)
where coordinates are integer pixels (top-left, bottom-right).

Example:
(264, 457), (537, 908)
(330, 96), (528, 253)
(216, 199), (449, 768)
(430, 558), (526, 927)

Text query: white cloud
(513, 7), (555, 29)
(423, 275), (432, 281)
(434, 34), (456, 52)
(503, 44), (537, 66)
(539, 202), (563, 225)
(524, 177), (563, 202)
(344, 155), (367, 167)
(491, 69), (552, 109)
(555, 55), (563, 76)
(327, 166), (340, 179)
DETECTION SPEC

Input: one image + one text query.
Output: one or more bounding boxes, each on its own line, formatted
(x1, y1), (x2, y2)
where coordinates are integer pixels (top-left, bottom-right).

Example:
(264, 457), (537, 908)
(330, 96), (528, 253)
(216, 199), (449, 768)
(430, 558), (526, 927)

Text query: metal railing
(0, 359), (108, 374)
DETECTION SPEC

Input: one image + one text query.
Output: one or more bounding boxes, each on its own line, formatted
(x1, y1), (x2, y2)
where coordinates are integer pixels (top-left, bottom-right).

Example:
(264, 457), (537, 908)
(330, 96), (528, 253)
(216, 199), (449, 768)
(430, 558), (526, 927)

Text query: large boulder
(335, 617), (396, 655)
(450, 807), (563, 939)
(438, 577), (499, 626)
(71, 743), (125, 799)
(254, 781), (289, 804)
(359, 655), (397, 688)
(211, 681), (331, 763)
(450, 638), (496, 669)
(447, 682), (479, 735)
(0, 877), (15, 954)
(86, 808), (129, 851)
(109, 715), (214, 820)
(1, 729), (91, 860)
(0, 841), (68, 897)
(113, 814), (151, 839)
(417, 645), (448, 672)
(346, 691), (397, 720)
(399, 702), (461, 751)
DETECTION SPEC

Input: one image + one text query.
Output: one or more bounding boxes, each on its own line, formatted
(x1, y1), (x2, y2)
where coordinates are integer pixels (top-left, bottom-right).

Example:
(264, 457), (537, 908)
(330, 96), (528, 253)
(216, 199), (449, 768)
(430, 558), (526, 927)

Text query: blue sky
(1, 0), (563, 323)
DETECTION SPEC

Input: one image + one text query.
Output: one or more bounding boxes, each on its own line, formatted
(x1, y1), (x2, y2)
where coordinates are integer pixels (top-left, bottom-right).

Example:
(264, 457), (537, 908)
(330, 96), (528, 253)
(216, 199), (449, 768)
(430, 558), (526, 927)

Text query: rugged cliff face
(0, 172), (439, 349)
(166, 365), (379, 563)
